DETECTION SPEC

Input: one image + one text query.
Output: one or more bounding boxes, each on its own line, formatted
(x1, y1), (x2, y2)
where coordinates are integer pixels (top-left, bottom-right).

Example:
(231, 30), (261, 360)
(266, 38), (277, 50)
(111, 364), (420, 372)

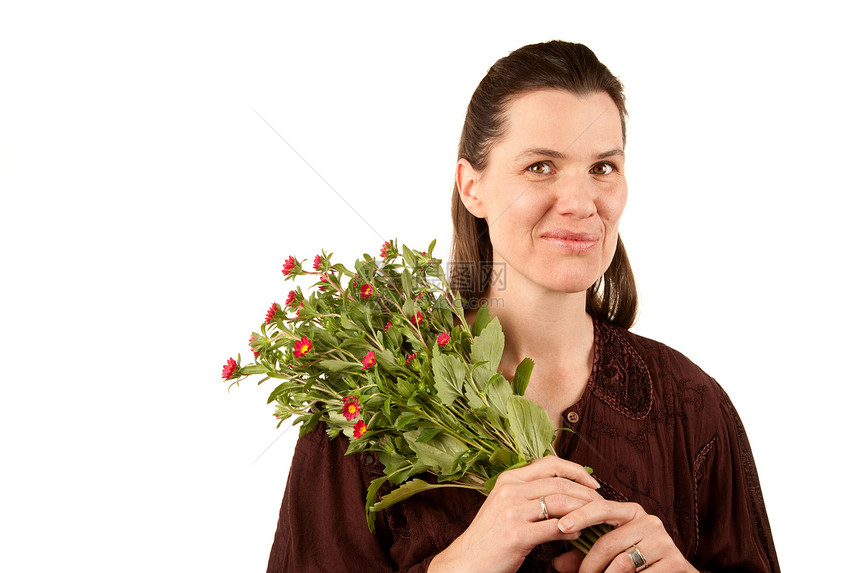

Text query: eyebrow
(515, 147), (625, 161)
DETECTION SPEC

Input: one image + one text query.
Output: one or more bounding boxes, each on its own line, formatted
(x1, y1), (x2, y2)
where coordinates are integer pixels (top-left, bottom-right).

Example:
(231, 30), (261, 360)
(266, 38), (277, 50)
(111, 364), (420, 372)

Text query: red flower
(409, 311), (424, 326)
(296, 302), (303, 316)
(362, 350), (376, 369)
(342, 396), (360, 420)
(312, 254), (322, 270)
(221, 357), (238, 379)
(436, 332), (450, 347)
(360, 284), (373, 299)
(384, 321), (391, 333)
(318, 274), (328, 291)
(285, 290), (296, 307)
(265, 302), (278, 324)
(405, 352), (417, 365)
(282, 256), (296, 276)
(293, 336), (313, 358)
(249, 334), (260, 358)
(353, 420), (368, 438)
(380, 241), (394, 259)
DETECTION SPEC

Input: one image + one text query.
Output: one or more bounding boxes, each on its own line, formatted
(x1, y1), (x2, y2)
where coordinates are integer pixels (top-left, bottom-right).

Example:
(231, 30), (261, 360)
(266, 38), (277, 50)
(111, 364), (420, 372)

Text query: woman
(267, 41), (780, 572)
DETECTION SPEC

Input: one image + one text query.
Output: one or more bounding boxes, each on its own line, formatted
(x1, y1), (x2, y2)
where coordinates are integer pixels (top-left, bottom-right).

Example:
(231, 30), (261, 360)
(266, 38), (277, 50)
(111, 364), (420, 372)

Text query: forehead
(494, 89), (624, 157)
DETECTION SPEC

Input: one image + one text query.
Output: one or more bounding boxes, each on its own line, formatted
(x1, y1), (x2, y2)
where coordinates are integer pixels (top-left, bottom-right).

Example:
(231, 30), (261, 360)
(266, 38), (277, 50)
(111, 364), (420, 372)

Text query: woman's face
(457, 89), (627, 298)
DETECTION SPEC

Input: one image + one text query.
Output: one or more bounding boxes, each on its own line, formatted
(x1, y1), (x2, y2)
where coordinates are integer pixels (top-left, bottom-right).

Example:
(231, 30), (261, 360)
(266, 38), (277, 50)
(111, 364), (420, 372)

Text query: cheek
(599, 186), (627, 228)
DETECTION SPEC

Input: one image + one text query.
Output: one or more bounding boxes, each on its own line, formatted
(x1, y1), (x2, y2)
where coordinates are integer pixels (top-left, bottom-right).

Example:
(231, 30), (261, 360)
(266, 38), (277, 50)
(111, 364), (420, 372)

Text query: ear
(455, 158), (487, 218)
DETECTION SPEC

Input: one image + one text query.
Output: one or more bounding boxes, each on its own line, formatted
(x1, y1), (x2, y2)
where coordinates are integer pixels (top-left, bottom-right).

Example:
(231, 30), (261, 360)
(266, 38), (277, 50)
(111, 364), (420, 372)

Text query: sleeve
(692, 383), (780, 573)
(265, 423), (437, 573)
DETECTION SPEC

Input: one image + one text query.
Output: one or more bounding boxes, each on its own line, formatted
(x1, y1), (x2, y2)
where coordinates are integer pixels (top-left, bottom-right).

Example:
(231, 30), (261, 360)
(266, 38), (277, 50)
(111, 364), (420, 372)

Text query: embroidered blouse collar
(587, 320), (654, 420)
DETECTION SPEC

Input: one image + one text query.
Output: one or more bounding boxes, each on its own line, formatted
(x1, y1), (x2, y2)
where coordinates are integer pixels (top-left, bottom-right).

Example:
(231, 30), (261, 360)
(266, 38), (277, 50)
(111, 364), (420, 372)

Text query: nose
(554, 172), (597, 219)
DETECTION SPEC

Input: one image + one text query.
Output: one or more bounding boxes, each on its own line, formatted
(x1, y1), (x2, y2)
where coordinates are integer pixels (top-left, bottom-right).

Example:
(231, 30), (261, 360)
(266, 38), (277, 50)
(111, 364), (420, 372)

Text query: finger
(508, 455), (602, 489)
(512, 475), (605, 504)
(557, 499), (644, 534)
(578, 515), (679, 573)
(497, 518), (583, 550)
(541, 492), (595, 520)
(578, 525), (645, 573)
(496, 492), (589, 524)
(551, 547), (585, 573)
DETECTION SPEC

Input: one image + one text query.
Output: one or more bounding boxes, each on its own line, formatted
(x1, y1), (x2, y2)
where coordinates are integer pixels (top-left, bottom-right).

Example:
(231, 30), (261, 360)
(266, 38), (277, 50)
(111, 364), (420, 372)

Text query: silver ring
(625, 545), (648, 571)
(538, 496), (549, 520)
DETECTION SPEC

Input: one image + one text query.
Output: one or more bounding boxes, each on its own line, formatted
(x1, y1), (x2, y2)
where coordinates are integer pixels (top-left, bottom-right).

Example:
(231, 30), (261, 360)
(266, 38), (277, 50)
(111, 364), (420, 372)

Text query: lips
(540, 230), (600, 252)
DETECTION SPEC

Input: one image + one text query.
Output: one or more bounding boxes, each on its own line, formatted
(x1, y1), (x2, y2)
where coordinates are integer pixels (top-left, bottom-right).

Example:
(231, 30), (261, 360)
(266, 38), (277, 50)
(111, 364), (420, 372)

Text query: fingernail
(590, 477), (601, 489)
(558, 516), (575, 532)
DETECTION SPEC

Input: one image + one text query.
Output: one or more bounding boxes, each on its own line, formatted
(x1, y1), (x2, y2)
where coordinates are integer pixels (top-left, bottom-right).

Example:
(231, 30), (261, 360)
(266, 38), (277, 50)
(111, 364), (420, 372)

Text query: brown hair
(449, 40), (638, 328)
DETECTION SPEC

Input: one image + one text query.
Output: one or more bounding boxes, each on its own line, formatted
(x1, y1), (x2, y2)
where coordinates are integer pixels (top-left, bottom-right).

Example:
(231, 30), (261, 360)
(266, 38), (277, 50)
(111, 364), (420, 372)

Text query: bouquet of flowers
(222, 239), (609, 553)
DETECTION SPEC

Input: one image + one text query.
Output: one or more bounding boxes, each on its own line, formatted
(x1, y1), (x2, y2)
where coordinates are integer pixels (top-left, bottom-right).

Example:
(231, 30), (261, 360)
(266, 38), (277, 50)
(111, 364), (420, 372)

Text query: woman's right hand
(427, 456), (603, 573)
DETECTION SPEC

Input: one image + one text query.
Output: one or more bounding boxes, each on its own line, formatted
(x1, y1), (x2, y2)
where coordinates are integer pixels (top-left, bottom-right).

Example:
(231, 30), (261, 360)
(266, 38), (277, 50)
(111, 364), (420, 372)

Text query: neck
(482, 279), (594, 383)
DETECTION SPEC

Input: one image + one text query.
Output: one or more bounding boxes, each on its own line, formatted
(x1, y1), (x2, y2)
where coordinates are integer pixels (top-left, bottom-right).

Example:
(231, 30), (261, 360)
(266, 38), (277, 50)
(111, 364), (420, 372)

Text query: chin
(541, 275), (601, 295)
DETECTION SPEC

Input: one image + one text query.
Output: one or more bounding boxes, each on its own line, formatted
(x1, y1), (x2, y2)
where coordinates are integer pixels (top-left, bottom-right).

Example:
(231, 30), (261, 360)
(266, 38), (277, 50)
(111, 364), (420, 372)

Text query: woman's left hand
(551, 498), (698, 573)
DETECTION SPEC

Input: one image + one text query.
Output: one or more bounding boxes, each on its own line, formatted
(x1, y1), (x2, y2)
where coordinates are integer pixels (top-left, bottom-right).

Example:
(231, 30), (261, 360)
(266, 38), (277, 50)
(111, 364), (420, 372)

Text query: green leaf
(267, 381), (292, 404)
(505, 395), (554, 460)
(402, 247), (417, 269)
(376, 348), (405, 373)
(298, 410), (324, 437)
(318, 359), (361, 372)
(471, 303), (491, 336)
(370, 478), (467, 513)
(239, 364), (268, 375)
(394, 412), (419, 431)
(485, 373), (513, 417)
(415, 427), (443, 443)
(489, 447), (517, 468)
(404, 430), (468, 474)
(470, 317), (504, 372)
(463, 380), (485, 410)
(511, 357), (535, 396)
(400, 269), (413, 297)
(471, 363), (494, 390)
(431, 347), (467, 406)
(364, 474), (389, 533)
(332, 263), (354, 276)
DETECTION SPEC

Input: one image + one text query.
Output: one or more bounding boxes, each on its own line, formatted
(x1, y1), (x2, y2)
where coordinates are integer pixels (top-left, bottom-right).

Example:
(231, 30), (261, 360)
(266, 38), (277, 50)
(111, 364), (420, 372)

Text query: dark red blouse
(267, 321), (780, 572)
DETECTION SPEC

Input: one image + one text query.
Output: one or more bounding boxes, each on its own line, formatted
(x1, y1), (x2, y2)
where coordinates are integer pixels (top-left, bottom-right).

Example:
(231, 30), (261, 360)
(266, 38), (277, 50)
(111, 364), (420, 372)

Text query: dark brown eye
(527, 161), (552, 175)
(591, 162), (614, 175)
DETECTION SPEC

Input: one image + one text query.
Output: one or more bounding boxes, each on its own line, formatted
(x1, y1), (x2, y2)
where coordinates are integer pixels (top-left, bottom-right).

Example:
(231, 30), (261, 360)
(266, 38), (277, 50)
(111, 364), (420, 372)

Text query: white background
(2, 1), (857, 571)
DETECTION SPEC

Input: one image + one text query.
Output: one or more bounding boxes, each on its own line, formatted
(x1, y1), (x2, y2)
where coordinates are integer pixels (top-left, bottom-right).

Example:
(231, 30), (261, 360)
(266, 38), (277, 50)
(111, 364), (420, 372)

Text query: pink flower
(285, 290), (296, 307)
(353, 420), (368, 438)
(384, 321), (391, 333)
(312, 254), (322, 270)
(380, 241), (394, 259)
(282, 256), (296, 276)
(436, 332), (450, 347)
(360, 284), (373, 299)
(362, 350), (376, 370)
(293, 336), (312, 358)
(221, 357), (238, 379)
(409, 311), (424, 326)
(265, 302), (278, 324)
(341, 396), (360, 420)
